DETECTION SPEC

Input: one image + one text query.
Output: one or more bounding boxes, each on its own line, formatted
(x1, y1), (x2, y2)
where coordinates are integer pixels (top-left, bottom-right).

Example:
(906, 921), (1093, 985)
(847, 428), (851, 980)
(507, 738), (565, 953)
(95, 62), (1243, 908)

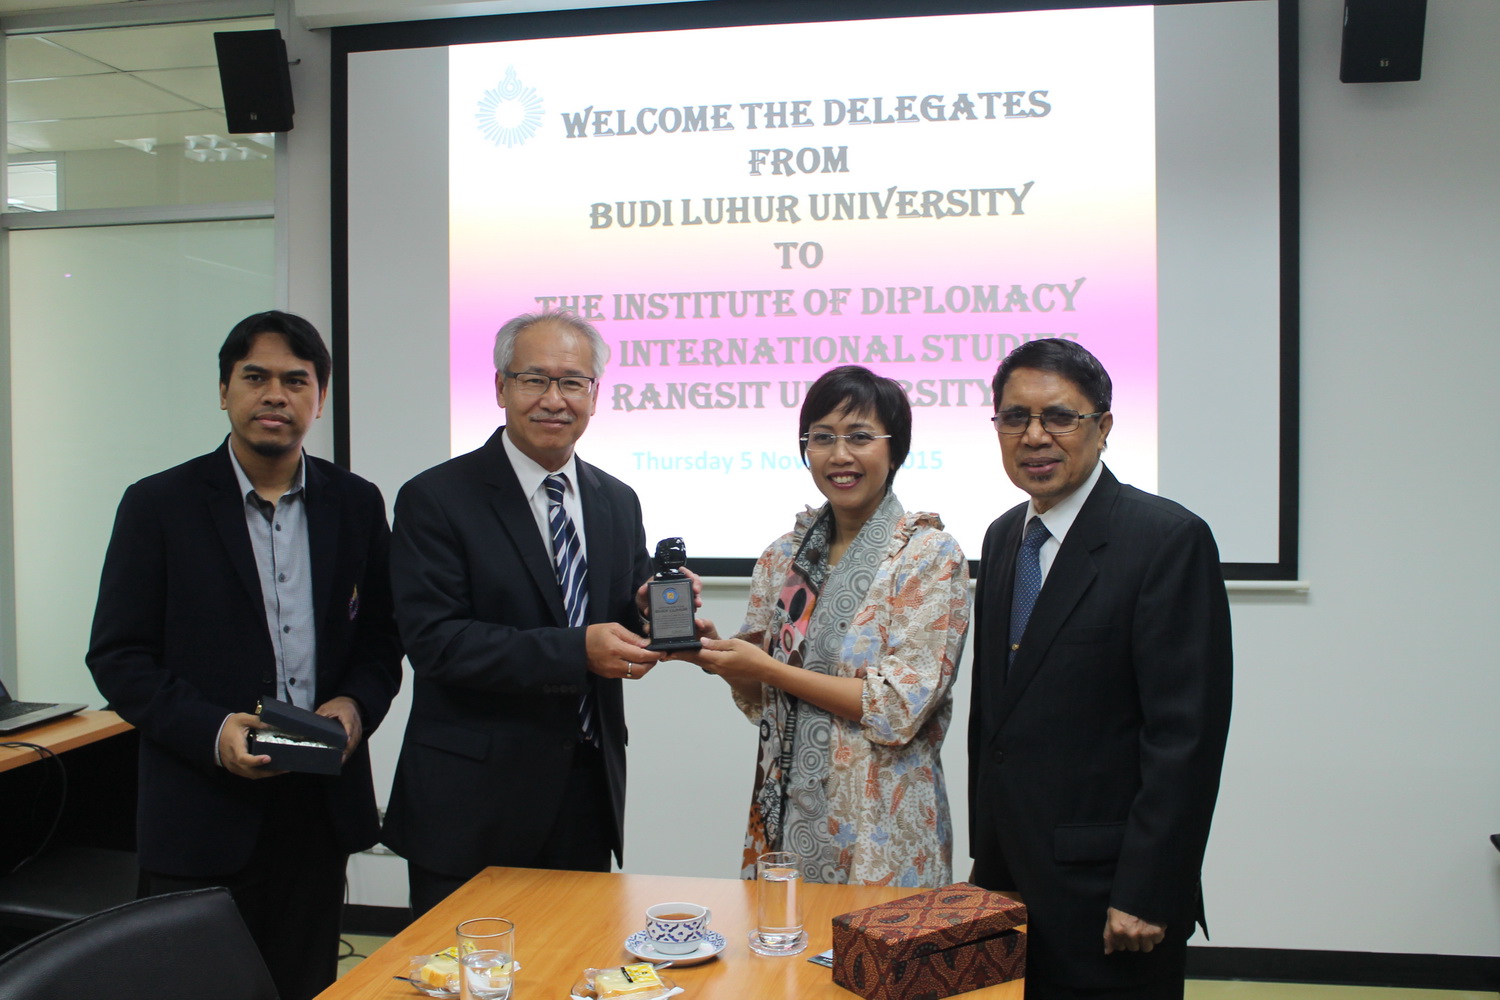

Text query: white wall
(1200, 0), (1500, 956)
(280, 1), (336, 458)
(8, 0), (1499, 959)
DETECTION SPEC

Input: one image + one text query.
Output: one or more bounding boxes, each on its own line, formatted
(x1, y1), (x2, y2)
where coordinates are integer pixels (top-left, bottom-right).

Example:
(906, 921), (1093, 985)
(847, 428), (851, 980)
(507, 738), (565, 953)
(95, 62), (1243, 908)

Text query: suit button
(992, 750), (1005, 765)
(261, 675), (274, 685)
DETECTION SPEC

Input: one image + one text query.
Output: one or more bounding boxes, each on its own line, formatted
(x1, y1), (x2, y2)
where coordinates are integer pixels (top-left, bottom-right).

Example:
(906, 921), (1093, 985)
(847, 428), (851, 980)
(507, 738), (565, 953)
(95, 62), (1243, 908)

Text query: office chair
(0, 845), (139, 936)
(0, 887), (278, 1000)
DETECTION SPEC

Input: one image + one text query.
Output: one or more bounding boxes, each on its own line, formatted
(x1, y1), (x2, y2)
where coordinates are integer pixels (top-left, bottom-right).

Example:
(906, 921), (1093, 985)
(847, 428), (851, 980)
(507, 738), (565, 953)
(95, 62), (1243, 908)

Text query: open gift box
(831, 882), (1026, 1000)
(247, 697), (347, 775)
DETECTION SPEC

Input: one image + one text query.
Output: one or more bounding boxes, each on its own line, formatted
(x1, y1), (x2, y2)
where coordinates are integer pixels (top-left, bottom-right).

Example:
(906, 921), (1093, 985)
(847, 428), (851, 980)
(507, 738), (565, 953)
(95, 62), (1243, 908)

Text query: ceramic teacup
(644, 901), (712, 955)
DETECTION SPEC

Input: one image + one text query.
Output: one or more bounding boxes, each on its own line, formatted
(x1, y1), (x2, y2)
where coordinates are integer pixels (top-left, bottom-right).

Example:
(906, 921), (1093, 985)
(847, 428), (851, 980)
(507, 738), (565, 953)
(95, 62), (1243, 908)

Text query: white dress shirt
(1023, 459), (1105, 585)
(502, 430), (588, 560)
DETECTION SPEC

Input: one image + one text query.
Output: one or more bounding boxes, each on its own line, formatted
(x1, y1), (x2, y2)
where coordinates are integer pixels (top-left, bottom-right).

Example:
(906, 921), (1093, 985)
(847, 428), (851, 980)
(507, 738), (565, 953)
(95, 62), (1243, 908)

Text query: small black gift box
(248, 698), (346, 775)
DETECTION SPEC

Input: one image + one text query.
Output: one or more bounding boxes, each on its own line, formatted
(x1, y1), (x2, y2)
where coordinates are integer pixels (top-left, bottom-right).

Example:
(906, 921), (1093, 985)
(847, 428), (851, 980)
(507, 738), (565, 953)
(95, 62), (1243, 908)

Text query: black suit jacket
(87, 441), (403, 877)
(381, 428), (652, 876)
(969, 466), (1232, 988)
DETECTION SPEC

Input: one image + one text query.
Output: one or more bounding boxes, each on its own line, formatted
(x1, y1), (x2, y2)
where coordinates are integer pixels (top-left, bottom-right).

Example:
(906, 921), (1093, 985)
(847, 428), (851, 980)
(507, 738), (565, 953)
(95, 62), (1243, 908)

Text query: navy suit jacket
(381, 428), (652, 876)
(969, 466), (1232, 988)
(87, 440), (403, 877)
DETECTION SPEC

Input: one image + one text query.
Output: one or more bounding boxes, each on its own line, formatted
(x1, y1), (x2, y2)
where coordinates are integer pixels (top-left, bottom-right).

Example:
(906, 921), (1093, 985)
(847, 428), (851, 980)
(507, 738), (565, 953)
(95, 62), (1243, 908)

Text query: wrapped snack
(587, 963), (670, 1000)
(412, 947), (460, 994)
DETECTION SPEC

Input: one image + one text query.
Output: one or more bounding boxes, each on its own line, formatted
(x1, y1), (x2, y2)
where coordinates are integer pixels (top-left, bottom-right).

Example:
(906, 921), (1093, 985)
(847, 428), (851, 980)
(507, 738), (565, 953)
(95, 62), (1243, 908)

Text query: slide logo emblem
(476, 66), (544, 148)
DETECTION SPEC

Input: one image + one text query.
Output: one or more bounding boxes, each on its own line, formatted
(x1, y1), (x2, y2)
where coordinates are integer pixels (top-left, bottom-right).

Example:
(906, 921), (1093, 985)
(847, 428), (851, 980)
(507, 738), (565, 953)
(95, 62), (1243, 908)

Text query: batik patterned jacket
(734, 505), (971, 887)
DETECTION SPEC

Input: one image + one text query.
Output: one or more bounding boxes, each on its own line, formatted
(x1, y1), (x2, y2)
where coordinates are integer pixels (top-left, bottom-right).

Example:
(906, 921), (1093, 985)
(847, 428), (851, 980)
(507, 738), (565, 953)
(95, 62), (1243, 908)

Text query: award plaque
(645, 537), (701, 652)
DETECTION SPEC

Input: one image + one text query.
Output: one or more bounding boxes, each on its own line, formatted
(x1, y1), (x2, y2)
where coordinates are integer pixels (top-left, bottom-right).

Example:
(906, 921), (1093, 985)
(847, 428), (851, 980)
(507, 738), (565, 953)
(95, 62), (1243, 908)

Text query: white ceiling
(0, 0), (672, 25)
(0, 0), (123, 10)
(2, 0), (688, 156)
(6, 15), (270, 155)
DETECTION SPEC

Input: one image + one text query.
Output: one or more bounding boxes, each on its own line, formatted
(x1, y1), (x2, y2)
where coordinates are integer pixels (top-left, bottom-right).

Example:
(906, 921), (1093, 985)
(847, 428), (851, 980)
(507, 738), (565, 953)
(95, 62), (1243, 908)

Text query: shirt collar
(501, 428), (580, 501)
(1025, 459), (1105, 546)
(227, 443), (305, 505)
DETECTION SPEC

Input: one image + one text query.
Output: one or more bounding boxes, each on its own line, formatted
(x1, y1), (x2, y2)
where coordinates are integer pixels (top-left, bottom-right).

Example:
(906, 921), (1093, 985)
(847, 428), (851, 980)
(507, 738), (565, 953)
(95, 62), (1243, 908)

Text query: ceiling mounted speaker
(1339, 0), (1428, 83)
(214, 29), (295, 133)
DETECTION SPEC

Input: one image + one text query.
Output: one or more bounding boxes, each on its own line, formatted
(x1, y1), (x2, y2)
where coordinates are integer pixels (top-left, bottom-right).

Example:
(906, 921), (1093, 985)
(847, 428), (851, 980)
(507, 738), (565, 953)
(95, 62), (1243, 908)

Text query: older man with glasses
(969, 338), (1233, 1000)
(382, 310), (671, 915)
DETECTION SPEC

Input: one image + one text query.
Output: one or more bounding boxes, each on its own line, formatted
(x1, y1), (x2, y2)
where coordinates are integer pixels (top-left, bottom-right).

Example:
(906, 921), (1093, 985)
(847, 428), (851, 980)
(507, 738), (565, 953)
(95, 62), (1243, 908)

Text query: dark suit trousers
(1020, 941), (1187, 1000)
(972, 848), (1187, 1000)
(406, 741), (613, 917)
(140, 774), (346, 1000)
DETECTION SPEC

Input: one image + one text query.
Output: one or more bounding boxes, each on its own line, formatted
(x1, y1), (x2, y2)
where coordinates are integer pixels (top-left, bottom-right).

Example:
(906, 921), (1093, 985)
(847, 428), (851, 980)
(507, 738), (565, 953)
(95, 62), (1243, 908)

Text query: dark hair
(218, 311), (332, 390)
(991, 338), (1112, 413)
(798, 365), (912, 488)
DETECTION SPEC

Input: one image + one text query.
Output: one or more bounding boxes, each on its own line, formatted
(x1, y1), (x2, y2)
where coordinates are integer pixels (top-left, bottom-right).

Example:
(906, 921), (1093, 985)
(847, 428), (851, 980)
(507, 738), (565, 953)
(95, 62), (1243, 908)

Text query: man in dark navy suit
(382, 311), (666, 916)
(88, 311), (402, 1000)
(969, 338), (1232, 1000)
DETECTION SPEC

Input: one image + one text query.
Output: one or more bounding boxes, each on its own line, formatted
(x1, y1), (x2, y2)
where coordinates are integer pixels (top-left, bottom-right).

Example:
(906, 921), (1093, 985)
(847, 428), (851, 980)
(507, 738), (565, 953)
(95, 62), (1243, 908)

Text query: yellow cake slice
(591, 962), (665, 999)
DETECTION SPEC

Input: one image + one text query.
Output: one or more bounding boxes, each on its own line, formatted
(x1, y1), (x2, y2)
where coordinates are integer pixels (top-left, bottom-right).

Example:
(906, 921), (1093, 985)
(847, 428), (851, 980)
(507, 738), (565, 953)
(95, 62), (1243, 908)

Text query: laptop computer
(0, 676), (86, 734)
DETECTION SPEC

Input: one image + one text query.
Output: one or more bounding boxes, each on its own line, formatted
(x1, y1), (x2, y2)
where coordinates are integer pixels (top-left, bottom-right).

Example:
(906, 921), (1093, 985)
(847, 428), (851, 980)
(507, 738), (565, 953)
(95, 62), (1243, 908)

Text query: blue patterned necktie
(1007, 516), (1051, 674)
(545, 474), (596, 745)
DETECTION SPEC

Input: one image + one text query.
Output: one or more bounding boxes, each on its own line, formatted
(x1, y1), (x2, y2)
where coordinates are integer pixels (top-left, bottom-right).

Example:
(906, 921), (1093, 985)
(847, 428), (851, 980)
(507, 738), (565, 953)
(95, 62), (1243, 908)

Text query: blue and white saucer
(624, 929), (727, 966)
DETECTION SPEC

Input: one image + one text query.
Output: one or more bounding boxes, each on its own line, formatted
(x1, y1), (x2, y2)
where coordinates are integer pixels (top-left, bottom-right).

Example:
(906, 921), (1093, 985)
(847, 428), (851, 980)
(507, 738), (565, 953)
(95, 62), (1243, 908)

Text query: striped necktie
(545, 474), (596, 745)
(1007, 516), (1051, 675)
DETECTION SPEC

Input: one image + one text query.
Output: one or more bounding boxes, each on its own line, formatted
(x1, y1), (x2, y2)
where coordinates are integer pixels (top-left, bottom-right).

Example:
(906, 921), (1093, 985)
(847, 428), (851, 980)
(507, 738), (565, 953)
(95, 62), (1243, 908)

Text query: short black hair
(798, 365), (912, 488)
(991, 338), (1112, 413)
(218, 311), (331, 390)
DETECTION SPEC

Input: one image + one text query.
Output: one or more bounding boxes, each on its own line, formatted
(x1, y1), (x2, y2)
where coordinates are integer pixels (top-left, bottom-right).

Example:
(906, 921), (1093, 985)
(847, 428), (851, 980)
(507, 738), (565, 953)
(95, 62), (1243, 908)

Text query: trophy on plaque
(645, 537), (701, 652)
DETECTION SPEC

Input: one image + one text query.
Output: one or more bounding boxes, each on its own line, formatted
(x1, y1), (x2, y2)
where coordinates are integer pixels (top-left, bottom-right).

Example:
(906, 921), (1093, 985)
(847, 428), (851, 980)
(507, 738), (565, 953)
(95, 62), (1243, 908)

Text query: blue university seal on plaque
(662, 588), (680, 604)
(476, 66), (544, 148)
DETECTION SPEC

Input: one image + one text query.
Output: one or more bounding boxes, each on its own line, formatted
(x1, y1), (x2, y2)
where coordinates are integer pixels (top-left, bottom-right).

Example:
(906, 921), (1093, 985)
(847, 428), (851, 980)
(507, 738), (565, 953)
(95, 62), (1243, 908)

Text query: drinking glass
(749, 851), (806, 956)
(456, 917), (515, 1000)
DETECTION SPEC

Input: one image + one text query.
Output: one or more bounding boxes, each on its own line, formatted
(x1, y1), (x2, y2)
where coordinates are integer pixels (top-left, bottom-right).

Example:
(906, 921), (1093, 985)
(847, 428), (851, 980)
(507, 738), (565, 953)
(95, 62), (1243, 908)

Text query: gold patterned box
(831, 883), (1026, 1000)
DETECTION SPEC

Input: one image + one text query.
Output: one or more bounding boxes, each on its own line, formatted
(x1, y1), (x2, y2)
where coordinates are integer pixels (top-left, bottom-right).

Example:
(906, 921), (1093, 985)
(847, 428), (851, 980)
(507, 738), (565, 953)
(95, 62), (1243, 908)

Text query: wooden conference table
(321, 866), (1024, 1000)
(0, 710), (132, 773)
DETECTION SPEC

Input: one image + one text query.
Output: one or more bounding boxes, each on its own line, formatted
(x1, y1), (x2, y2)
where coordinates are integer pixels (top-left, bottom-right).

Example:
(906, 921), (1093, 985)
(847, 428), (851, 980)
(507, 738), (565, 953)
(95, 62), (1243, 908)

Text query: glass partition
(8, 220), (274, 705)
(6, 16), (275, 212)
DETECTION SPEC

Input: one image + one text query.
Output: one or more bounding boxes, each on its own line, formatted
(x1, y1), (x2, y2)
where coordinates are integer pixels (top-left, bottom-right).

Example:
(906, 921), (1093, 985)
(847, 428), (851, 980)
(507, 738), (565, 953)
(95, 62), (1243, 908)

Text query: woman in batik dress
(673, 365), (970, 888)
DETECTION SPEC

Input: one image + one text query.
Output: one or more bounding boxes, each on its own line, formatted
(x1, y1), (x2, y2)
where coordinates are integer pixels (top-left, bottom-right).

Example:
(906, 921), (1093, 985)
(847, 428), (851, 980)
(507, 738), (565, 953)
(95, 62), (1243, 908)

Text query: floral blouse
(733, 505), (971, 887)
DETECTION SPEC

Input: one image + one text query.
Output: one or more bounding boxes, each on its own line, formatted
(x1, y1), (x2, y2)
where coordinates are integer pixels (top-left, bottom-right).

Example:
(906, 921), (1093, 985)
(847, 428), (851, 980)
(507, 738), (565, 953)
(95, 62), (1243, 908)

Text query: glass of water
(456, 917), (515, 1000)
(749, 851), (806, 956)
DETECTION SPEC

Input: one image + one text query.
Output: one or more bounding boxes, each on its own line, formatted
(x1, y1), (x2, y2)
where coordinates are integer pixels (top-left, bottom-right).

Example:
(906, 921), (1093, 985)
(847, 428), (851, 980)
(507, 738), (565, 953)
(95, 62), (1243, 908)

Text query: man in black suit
(969, 339), (1232, 1000)
(382, 310), (665, 916)
(87, 311), (402, 1000)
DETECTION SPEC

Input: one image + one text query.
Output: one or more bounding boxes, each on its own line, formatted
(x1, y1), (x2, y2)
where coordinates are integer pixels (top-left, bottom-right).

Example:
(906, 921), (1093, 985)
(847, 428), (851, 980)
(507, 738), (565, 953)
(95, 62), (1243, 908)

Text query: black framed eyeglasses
(503, 370), (597, 398)
(991, 409), (1106, 435)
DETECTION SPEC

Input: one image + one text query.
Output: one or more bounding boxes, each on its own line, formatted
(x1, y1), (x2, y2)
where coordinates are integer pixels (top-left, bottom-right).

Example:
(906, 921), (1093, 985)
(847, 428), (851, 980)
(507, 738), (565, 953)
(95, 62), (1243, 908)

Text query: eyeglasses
(800, 432), (893, 451)
(992, 409), (1106, 435)
(504, 370), (597, 398)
